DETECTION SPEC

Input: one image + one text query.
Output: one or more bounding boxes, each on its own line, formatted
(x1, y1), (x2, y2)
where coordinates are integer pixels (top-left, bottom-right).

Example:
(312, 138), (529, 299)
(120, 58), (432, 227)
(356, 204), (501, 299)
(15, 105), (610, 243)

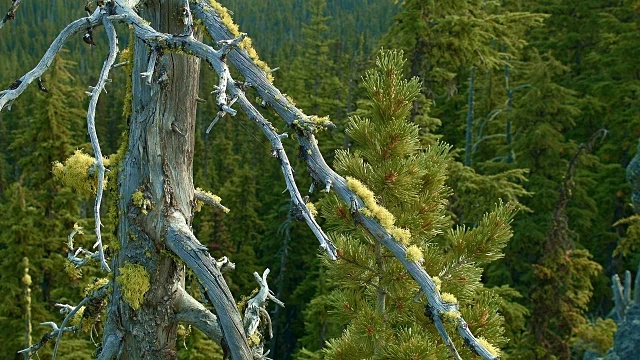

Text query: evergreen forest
(0, 0), (639, 359)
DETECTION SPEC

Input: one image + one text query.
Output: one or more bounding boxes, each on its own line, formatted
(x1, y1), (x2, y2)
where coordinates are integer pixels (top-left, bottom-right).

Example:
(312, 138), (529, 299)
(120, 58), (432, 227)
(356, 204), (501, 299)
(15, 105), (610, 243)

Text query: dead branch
(0, 7), (103, 110)
(17, 284), (109, 359)
(86, 14), (120, 272)
(195, 189), (230, 213)
(175, 286), (223, 343)
(0, 0), (23, 30)
(165, 211), (252, 360)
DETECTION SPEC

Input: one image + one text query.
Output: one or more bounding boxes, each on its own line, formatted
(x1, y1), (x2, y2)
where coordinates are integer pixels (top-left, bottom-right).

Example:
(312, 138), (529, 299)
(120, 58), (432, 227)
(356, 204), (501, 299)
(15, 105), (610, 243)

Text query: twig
(206, 35), (245, 133)
(0, 0), (23, 30)
(140, 49), (158, 85)
(195, 189), (230, 213)
(17, 322), (76, 358)
(66, 225), (101, 267)
(86, 15), (119, 272)
(51, 284), (110, 359)
(243, 269), (284, 357)
(181, 0), (193, 36)
(17, 284), (109, 359)
(244, 269), (284, 336)
(432, 311), (462, 360)
(0, 7), (103, 110)
(225, 82), (338, 259)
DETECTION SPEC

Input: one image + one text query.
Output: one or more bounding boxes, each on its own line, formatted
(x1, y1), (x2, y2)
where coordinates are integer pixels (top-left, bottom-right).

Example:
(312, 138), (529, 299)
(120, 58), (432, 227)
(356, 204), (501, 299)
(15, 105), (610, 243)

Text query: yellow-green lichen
(347, 176), (413, 245)
(207, 0), (274, 82)
(116, 263), (150, 310)
(132, 190), (152, 215)
(306, 202), (318, 217)
(405, 245), (424, 263)
(442, 309), (461, 321)
(477, 337), (500, 357)
(69, 306), (85, 327)
(432, 276), (442, 292)
(84, 278), (109, 296)
(389, 227), (411, 245)
(177, 324), (191, 337)
(121, 36), (134, 119)
(308, 115), (334, 130)
(52, 150), (107, 196)
(283, 94), (296, 106)
(248, 332), (261, 346)
(21, 258), (32, 286)
(441, 292), (458, 304)
(195, 187), (227, 213)
(64, 261), (82, 280)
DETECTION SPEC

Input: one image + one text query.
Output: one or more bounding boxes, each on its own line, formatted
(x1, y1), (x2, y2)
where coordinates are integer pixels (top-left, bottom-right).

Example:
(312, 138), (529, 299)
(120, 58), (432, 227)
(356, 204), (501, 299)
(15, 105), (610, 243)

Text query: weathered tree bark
(104, 1), (200, 358)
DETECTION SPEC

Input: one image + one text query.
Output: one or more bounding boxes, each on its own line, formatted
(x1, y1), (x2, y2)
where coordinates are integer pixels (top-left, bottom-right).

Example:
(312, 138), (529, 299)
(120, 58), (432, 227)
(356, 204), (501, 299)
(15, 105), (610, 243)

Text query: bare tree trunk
(103, 1), (200, 358)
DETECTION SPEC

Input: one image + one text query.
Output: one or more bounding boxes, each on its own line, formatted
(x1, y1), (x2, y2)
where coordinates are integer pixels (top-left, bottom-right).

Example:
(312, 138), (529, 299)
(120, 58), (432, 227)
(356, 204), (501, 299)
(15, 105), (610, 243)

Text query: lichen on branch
(52, 150), (110, 196)
(116, 263), (150, 310)
(206, 0), (274, 81)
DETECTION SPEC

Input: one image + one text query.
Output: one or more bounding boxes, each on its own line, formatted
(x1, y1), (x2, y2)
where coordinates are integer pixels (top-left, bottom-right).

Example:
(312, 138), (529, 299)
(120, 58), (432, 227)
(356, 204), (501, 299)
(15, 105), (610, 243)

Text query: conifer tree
(282, 0), (346, 153)
(482, 51), (606, 358)
(382, 0), (543, 131)
(304, 50), (515, 359)
(0, 54), (94, 356)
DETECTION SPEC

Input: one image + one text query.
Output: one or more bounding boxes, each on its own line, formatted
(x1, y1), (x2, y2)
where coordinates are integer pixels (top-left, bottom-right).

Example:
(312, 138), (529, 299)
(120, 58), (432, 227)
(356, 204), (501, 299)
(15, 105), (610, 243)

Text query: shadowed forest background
(0, 0), (639, 359)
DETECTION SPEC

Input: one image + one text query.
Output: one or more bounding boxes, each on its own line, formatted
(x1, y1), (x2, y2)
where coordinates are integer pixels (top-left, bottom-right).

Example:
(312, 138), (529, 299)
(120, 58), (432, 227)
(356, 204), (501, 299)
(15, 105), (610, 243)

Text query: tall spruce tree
(483, 51), (605, 359)
(282, 0), (346, 154)
(382, 0), (543, 137)
(301, 50), (515, 359)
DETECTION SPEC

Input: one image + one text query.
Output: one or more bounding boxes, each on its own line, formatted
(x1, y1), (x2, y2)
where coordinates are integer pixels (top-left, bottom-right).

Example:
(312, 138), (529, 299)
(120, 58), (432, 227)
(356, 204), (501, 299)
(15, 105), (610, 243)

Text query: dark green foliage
(1, 0), (640, 358)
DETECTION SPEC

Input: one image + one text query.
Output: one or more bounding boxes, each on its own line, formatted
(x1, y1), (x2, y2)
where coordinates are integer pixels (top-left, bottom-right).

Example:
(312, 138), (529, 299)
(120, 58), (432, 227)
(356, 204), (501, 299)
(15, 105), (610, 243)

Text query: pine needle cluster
(311, 50), (517, 359)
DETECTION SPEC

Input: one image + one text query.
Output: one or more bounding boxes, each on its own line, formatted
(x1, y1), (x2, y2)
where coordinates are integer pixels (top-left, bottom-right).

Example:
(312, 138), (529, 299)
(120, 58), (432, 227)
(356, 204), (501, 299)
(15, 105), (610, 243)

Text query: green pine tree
(301, 50), (516, 359)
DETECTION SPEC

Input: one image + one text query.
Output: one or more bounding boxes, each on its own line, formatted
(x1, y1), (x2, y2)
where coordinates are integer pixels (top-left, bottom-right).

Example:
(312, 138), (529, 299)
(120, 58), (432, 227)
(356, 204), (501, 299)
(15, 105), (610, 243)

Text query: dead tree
(1, 1), (503, 359)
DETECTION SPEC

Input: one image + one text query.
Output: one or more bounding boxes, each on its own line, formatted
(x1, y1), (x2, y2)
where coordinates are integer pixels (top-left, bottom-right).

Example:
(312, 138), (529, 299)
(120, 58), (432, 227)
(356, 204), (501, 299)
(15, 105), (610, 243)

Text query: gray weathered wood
(166, 212), (251, 359)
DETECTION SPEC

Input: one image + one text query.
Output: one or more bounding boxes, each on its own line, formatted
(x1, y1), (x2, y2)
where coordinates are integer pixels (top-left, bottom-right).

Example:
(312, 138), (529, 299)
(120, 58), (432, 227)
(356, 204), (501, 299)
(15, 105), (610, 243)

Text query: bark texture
(105, 1), (200, 358)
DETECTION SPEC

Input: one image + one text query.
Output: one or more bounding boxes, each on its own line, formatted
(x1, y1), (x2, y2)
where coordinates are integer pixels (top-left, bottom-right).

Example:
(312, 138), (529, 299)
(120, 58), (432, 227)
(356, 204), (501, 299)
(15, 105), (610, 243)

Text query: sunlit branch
(194, 189), (230, 213)
(175, 287), (224, 343)
(243, 269), (284, 357)
(165, 211), (252, 360)
(65, 225), (100, 268)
